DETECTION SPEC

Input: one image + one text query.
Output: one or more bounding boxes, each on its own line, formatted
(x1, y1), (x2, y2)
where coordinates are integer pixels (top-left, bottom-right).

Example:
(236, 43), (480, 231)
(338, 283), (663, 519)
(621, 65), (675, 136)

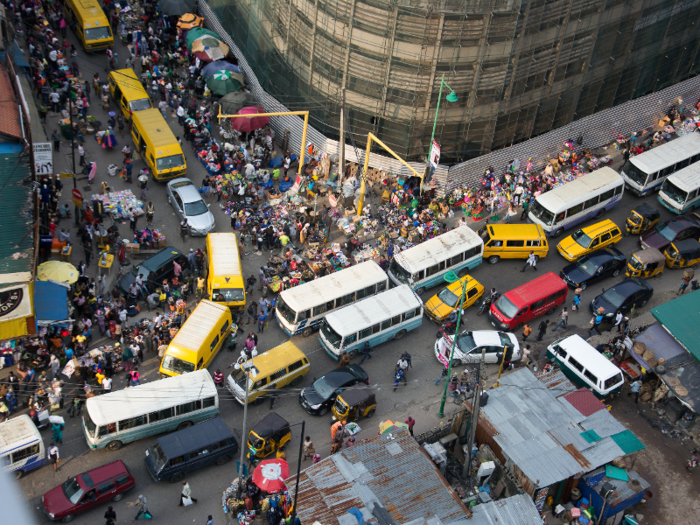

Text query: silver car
(166, 178), (216, 236)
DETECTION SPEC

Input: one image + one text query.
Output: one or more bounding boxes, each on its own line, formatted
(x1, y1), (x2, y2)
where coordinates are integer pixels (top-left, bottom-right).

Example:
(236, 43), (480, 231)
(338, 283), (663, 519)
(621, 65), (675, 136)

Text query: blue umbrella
(201, 60), (241, 78)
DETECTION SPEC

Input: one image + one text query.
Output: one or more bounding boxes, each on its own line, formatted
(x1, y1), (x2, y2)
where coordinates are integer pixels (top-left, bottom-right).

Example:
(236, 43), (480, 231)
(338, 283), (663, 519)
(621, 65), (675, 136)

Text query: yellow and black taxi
(556, 219), (622, 262)
(424, 275), (484, 323)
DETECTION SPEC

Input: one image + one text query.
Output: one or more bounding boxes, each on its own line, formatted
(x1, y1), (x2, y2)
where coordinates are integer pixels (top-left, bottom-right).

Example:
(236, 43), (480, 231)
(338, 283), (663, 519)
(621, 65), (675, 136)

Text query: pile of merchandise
(91, 190), (144, 220)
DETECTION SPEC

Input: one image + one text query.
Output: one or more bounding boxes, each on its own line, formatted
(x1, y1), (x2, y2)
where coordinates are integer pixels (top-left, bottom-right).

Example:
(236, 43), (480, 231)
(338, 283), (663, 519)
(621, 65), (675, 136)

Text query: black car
(560, 247), (627, 290)
(299, 364), (369, 416)
(590, 277), (653, 316)
(117, 246), (187, 296)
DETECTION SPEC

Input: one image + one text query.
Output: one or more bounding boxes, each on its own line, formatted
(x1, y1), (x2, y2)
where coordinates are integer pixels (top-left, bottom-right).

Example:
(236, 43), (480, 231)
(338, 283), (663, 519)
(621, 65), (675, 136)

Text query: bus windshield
(212, 288), (244, 302)
(389, 259), (412, 284)
(149, 443), (168, 470)
(320, 321), (342, 348)
(85, 26), (112, 41)
(530, 200), (555, 226)
(661, 180), (688, 205)
(84, 413), (97, 437)
(157, 154), (185, 171)
(276, 296), (296, 324)
(130, 98), (152, 111)
(161, 355), (195, 375)
(624, 163), (648, 186)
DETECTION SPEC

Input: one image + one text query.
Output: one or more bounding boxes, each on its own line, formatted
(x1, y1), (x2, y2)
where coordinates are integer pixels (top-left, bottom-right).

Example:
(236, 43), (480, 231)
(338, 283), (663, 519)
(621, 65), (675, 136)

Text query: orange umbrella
(177, 13), (203, 31)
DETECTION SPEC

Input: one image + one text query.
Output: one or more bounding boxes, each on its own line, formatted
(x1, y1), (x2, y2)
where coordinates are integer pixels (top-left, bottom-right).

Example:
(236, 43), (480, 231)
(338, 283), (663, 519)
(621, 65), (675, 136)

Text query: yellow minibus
(64, 0), (113, 50)
(206, 233), (245, 312)
(131, 108), (186, 180)
(108, 69), (152, 121)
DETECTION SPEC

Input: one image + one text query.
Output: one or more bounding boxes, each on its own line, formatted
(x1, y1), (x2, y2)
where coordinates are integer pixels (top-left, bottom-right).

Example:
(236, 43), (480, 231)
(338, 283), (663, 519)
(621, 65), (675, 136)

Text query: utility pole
(338, 87), (346, 189)
(463, 349), (485, 478)
(290, 419), (306, 525)
(237, 366), (250, 498)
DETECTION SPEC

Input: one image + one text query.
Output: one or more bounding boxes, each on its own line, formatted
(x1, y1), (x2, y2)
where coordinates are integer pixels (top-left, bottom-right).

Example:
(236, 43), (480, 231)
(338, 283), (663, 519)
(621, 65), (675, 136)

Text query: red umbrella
(230, 106), (270, 133)
(252, 458), (289, 493)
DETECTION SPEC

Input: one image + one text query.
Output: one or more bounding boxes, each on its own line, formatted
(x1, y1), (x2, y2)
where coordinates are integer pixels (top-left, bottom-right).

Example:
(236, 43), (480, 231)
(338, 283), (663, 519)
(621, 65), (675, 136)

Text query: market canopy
(219, 91), (257, 115)
(252, 459), (289, 494)
(158, 0), (195, 17)
(201, 60), (241, 78)
(34, 281), (69, 326)
(177, 13), (203, 31)
(229, 106), (270, 133)
(205, 70), (244, 96)
(191, 36), (229, 62)
(651, 290), (700, 360)
(185, 27), (220, 48)
(37, 261), (79, 284)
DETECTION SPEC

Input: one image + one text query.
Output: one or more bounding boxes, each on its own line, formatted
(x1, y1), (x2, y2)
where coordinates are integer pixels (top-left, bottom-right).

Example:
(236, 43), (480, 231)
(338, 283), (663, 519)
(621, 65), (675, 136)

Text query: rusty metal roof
(478, 368), (634, 491)
(0, 65), (22, 140)
(562, 388), (606, 417)
(286, 431), (470, 525)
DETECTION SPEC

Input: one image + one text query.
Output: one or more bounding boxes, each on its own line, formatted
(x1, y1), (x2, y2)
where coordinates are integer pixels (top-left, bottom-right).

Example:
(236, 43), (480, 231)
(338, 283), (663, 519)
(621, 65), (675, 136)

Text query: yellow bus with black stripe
(131, 108), (187, 180)
(108, 69), (152, 122)
(64, 0), (114, 50)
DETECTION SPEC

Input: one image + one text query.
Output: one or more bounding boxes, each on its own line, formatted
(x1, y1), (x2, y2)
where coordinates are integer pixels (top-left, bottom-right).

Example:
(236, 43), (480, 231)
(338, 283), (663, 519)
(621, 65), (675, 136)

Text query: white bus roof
(170, 300), (229, 351)
(551, 334), (622, 380)
(324, 285), (421, 336)
(0, 415), (41, 456)
(280, 260), (387, 312)
(664, 162), (700, 192)
(536, 167), (622, 214)
(630, 132), (700, 174)
(207, 233), (241, 276)
(85, 369), (216, 426)
(393, 226), (483, 274)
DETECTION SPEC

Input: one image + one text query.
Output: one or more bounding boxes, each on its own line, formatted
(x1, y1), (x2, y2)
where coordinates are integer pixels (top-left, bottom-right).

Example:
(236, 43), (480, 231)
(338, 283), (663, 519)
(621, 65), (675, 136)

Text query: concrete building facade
(208, 0), (700, 163)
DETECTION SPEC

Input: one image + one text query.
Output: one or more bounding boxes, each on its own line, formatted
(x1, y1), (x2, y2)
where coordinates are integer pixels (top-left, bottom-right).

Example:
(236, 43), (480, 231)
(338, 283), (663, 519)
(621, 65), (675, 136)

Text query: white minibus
(319, 285), (423, 359)
(658, 162), (700, 214)
(0, 415), (44, 479)
(622, 132), (700, 196)
(275, 260), (389, 337)
(82, 370), (218, 450)
(546, 334), (624, 399)
(387, 226), (483, 295)
(528, 167), (624, 237)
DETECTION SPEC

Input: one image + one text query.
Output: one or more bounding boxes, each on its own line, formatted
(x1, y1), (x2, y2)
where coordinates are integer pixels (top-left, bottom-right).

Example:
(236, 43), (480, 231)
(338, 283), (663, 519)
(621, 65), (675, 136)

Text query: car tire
(546, 306), (556, 315)
(415, 287), (425, 296)
(366, 409), (375, 418)
(348, 349), (358, 358)
(595, 208), (604, 218)
(318, 406), (328, 416)
(640, 299), (648, 307)
(112, 493), (124, 502)
(107, 440), (122, 451)
(177, 421), (193, 431)
(290, 376), (303, 387)
(253, 396), (266, 406)
(13, 470), (23, 480)
(580, 282), (587, 290)
(216, 455), (231, 466)
(170, 473), (185, 483)
(612, 270), (620, 277)
(552, 228), (564, 238)
(302, 327), (313, 338)
(514, 323), (523, 331)
(394, 330), (407, 340)
(488, 256), (500, 265)
(62, 514), (75, 523)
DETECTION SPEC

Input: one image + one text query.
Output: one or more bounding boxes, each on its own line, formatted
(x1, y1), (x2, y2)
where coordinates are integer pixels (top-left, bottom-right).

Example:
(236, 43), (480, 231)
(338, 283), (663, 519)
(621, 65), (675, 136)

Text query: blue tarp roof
(34, 281), (68, 324)
(12, 41), (29, 68)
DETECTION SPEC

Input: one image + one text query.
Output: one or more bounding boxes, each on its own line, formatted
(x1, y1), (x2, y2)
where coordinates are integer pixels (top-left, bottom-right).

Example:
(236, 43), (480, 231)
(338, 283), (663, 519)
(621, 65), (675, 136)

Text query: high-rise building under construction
(208, 0), (700, 163)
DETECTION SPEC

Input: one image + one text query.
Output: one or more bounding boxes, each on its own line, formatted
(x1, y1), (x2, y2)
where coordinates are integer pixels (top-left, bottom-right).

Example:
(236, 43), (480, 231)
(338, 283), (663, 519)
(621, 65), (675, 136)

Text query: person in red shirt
(405, 416), (416, 437)
(213, 369), (224, 387)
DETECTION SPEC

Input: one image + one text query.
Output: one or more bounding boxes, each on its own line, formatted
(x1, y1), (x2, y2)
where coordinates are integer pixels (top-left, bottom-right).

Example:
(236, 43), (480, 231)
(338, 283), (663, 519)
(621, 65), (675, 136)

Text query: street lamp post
(437, 270), (466, 418)
(426, 75), (457, 180)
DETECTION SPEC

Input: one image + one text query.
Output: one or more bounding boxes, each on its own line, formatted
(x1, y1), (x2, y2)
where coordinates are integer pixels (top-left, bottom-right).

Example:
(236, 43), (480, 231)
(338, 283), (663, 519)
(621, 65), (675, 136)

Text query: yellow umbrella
(37, 261), (79, 284)
(177, 13), (203, 30)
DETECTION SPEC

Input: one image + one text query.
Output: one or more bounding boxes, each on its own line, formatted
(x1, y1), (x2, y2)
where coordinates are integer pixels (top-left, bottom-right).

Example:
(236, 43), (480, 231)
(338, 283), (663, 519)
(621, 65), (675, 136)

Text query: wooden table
(60, 245), (72, 262)
(98, 253), (114, 276)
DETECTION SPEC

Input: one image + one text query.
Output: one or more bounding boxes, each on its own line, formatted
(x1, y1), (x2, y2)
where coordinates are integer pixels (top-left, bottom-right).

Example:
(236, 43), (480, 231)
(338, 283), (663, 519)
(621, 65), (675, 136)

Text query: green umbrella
(205, 70), (244, 95)
(185, 27), (220, 48)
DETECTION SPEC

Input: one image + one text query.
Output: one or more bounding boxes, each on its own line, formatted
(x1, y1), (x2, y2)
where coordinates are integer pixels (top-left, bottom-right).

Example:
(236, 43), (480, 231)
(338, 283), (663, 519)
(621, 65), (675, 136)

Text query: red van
(42, 460), (135, 522)
(488, 272), (567, 331)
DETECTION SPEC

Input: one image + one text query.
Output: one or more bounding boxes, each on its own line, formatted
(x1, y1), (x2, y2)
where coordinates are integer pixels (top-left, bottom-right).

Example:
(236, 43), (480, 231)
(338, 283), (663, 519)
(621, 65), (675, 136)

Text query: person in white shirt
(521, 251), (538, 272)
(135, 274), (148, 298)
(48, 443), (60, 471)
(245, 163), (255, 177)
(102, 376), (112, 393)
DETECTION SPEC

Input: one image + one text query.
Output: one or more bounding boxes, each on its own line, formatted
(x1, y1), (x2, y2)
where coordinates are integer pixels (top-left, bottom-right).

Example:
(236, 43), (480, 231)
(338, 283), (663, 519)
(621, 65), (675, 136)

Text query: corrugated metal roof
(453, 494), (542, 525)
(0, 145), (34, 282)
(651, 290), (700, 360)
(536, 369), (578, 398)
(286, 431), (470, 525)
(611, 430), (646, 455)
(582, 467), (650, 507)
(0, 65), (22, 139)
(478, 368), (639, 490)
(563, 389), (606, 417)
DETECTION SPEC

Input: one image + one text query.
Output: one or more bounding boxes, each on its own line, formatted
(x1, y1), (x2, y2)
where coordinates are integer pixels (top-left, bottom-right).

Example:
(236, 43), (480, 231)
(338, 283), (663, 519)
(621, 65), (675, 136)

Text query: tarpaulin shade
(34, 281), (69, 325)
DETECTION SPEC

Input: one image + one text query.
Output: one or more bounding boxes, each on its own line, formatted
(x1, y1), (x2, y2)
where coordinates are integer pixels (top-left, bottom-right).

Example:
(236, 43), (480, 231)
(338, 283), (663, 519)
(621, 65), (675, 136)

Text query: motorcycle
(687, 454), (698, 473)
(477, 292), (500, 316)
(393, 369), (405, 391)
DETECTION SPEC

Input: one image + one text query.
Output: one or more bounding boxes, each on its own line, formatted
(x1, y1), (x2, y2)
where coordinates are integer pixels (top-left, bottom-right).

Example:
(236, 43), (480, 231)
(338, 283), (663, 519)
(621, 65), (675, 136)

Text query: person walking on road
(628, 379), (642, 404)
(131, 494), (151, 520)
(52, 129), (61, 152)
(180, 219), (188, 242)
(536, 319), (549, 341)
(78, 143), (85, 166)
(552, 307), (568, 331)
(178, 481), (198, 506)
(522, 323), (532, 341)
(104, 506), (117, 524)
(521, 251), (538, 272)
(360, 342), (372, 364)
(405, 416), (416, 437)
(257, 311), (266, 333)
(146, 202), (154, 224)
(48, 442), (60, 472)
(117, 113), (125, 137)
(302, 436), (315, 461)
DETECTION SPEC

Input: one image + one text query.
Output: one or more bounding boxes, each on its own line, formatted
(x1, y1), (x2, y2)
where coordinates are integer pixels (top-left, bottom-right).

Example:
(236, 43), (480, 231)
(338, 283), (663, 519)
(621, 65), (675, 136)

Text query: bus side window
(376, 281), (386, 292)
(298, 309), (310, 320)
(372, 323), (381, 334)
(359, 327), (373, 339)
(583, 196), (599, 210)
(343, 334), (356, 345)
(599, 189), (614, 201)
(555, 212), (565, 223)
(11, 444), (40, 463)
(526, 240), (540, 247)
(613, 184), (623, 196)
(403, 309), (416, 321)
(210, 336), (219, 352)
(288, 360), (303, 372)
(148, 412), (159, 423)
(220, 320), (229, 335)
(159, 407), (173, 420)
(450, 254), (463, 266)
(427, 264), (440, 276)
(197, 358), (204, 369)
(169, 456), (184, 467)
(312, 304), (326, 316)
(381, 319), (391, 331)
(179, 402), (196, 415)
(391, 315), (402, 325)
(567, 203), (584, 216)
(416, 270), (425, 281)
(326, 300), (335, 311)
(203, 396), (216, 408)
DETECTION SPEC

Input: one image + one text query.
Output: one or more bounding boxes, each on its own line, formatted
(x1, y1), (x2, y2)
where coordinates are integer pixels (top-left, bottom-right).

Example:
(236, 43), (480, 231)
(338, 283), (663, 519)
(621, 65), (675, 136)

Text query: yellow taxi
(424, 275), (484, 323)
(556, 219), (622, 262)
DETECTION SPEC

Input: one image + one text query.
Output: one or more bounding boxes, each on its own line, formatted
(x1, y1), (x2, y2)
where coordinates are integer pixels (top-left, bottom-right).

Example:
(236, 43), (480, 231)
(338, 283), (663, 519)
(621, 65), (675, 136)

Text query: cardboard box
(157, 238), (167, 248)
(125, 243), (140, 255)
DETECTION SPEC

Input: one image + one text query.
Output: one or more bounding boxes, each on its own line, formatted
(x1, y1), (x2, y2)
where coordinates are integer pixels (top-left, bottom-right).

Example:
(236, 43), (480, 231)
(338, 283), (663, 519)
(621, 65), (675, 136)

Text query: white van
(0, 415), (45, 479)
(658, 162), (700, 214)
(546, 334), (624, 399)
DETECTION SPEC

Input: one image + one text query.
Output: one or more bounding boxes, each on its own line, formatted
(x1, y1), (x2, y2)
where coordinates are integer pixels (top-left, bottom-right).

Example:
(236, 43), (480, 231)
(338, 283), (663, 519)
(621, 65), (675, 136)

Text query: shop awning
(12, 41), (29, 68)
(631, 324), (700, 411)
(34, 281), (70, 326)
(0, 283), (35, 341)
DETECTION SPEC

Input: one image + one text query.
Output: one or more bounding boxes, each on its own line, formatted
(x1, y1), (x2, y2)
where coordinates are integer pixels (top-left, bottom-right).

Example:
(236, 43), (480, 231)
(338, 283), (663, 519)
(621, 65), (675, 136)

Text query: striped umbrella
(205, 70), (244, 96)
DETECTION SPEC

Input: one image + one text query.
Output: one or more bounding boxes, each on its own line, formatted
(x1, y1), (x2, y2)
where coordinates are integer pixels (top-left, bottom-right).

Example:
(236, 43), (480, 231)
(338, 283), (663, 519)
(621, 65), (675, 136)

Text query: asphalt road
(14, 27), (695, 525)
